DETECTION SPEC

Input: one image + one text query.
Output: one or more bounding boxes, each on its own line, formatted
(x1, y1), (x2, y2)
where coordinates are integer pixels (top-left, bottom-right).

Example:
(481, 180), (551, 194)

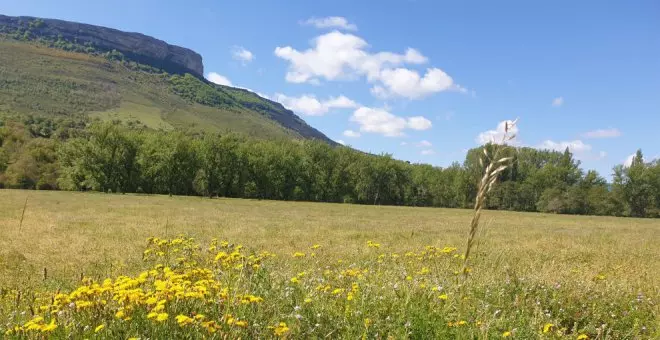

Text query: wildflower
(367, 240), (381, 248)
(176, 314), (194, 326)
(293, 252), (306, 258)
(438, 293), (448, 300)
(155, 313), (169, 322)
(304, 297), (312, 303)
(406, 275), (413, 281)
(273, 322), (290, 336)
(290, 277), (300, 284)
(311, 244), (321, 249)
(234, 320), (248, 327)
(543, 323), (554, 333)
(364, 318), (372, 327)
(94, 324), (105, 333)
(418, 267), (430, 275)
(577, 335), (589, 340)
(115, 310), (125, 319)
(41, 319), (57, 332)
(502, 331), (512, 337)
(457, 320), (467, 326)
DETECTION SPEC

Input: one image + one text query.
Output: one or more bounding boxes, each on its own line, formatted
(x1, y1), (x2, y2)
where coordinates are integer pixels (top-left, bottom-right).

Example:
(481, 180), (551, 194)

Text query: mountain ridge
(0, 14), (335, 144)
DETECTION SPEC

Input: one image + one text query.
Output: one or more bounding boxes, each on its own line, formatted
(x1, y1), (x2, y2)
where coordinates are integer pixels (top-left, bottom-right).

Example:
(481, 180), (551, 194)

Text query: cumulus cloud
(623, 153), (636, 167)
(537, 140), (592, 153)
(420, 149), (436, 155)
(337, 139), (346, 145)
(552, 96), (564, 107)
(274, 31), (462, 99)
(416, 140), (432, 147)
(343, 130), (361, 138)
(301, 16), (357, 31)
(272, 93), (358, 116)
(206, 72), (232, 86)
(476, 120), (519, 145)
(349, 107), (432, 137)
(232, 46), (254, 64)
(407, 116), (433, 130)
(582, 128), (622, 139)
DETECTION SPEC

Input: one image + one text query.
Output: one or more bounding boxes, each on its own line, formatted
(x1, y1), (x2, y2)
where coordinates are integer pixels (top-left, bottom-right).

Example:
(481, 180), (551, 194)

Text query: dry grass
(0, 189), (658, 292)
(1, 189), (659, 338)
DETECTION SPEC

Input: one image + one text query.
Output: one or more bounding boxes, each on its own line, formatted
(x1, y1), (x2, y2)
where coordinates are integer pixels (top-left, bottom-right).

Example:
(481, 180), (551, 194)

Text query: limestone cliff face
(0, 14), (203, 76)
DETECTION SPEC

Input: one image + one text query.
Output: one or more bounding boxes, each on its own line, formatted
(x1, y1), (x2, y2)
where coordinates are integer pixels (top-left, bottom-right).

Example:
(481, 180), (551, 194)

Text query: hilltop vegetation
(0, 36), (332, 142)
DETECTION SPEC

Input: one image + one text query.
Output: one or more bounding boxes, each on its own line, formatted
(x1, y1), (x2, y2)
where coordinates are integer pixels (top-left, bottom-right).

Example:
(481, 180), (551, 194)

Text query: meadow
(0, 189), (658, 338)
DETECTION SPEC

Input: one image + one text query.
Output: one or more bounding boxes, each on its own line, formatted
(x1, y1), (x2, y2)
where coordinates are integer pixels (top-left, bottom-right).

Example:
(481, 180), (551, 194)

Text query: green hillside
(0, 38), (332, 142)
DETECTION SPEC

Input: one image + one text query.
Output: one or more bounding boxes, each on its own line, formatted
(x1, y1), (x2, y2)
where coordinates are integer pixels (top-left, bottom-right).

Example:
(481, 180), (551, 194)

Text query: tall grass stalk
(461, 119), (517, 282)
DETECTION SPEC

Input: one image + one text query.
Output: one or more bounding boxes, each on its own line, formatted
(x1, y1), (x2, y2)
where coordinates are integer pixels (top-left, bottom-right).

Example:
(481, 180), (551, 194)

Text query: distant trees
(1, 117), (659, 218)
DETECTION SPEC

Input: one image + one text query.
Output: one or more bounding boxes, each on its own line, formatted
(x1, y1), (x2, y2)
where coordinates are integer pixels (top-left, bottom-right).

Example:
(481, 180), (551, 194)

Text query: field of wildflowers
(1, 234), (657, 339)
(0, 190), (658, 338)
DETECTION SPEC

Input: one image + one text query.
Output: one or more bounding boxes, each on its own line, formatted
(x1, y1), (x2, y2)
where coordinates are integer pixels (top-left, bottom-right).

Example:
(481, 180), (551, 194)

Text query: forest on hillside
(1, 115), (659, 218)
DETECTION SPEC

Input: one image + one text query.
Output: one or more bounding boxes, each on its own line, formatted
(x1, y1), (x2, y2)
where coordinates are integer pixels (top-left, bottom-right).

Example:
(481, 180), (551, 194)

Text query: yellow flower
(502, 331), (512, 337)
(115, 310), (125, 319)
(293, 252), (306, 258)
(175, 314), (194, 326)
(406, 275), (413, 281)
(290, 277), (300, 284)
(364, 318), (372, 327)
(418, 267), (430, 275)
(438, 293), (448, 300)
(41, 319), (57, 332)
(94, 324), (105, 333)
(577, 335), (589, 340)
(304, 297), (312, 303)
(543, 323), (554, 333)
(155, 313), (169, 322)
(273, 322), (290, 336)
(234, 320), (248, 328)
(457, 320), (467, 326)
(366, 240), (381, 248)
(311, 244), (322, 249)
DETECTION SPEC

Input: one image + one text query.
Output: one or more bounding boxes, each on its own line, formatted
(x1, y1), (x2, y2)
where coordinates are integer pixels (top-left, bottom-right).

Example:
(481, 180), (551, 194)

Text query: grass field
(0, 189), (658, 338)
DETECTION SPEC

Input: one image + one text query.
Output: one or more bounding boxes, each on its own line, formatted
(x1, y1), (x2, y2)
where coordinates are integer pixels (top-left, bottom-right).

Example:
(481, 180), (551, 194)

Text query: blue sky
(3, 1), (659, 178)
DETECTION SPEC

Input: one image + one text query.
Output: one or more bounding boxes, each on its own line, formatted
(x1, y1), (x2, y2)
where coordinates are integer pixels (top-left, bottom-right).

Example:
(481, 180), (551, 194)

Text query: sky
(3, 0), (659, 178)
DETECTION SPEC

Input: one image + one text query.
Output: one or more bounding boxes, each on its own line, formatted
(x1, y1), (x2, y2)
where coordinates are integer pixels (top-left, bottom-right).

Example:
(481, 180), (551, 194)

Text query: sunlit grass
(0, 190), (658, 338)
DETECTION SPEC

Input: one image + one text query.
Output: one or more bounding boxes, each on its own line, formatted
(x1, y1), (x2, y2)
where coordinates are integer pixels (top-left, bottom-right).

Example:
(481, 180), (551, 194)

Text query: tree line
(1, 117), (658, 218)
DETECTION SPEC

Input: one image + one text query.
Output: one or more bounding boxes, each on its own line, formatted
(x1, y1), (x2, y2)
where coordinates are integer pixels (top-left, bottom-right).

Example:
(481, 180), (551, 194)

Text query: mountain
(0, 14), (335, 144)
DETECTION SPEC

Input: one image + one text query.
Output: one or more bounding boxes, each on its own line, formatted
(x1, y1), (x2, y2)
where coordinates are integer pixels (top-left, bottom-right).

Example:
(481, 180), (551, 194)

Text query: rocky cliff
(0, 14), (203, 77)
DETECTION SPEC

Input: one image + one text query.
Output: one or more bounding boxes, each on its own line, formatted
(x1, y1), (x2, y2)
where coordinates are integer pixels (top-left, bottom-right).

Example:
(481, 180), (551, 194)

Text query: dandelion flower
(273, 322), (290, 336)
(94, 324), (105, 333)
(543, 323), (554, 333)
(577, 335), (589, 340)
(502, 331), (512, 337)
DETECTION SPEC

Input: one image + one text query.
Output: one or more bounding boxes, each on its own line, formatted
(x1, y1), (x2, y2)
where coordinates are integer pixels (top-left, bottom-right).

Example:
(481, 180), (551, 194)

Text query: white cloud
(582, 128), (622, 139)
(400, 141), (408, 146)
(349, 107), (432, 137)
(599, 151), (607, 159)
(552, 96), (564, 107)
(302, 16), (357, 31)
(375, 67), (457, 99)
(337, 139), (346, 145)
(623, 153), (636, 167)
(420, 149), (436, 155)
(206, 72), (232, 86)
(272, 93), (358, 116)
(476, 120), (519, 145)
(407, 116), (433, 130)
(232, 46), (254, 64)
(416, 140), (432, 147)
(343, 130), (361, 138)
(537, 140), (592, 153)
(274, 31), (462, 99)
